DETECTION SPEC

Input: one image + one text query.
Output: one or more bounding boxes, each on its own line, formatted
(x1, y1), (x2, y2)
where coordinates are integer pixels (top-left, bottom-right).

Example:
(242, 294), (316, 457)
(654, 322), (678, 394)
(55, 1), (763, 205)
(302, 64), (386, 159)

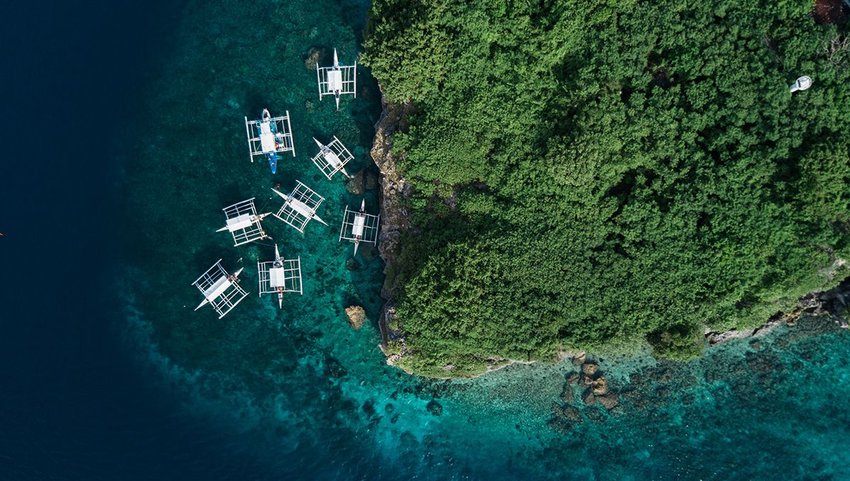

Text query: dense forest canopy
(363, 0), (850, 375)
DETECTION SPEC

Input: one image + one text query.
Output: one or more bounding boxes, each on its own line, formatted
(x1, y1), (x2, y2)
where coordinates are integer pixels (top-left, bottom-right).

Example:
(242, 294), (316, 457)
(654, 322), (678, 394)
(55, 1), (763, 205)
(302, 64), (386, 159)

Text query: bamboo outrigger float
(257, 244), (303, 309)
(271, 181), (328, 233)
(311, 136), (353, 179)
(244, 109), (295, 174)
(339, 199), (380, 255)
(316, 48), (357, 111)
(216, 198), (271, 246)
(192, 260), (249, 319)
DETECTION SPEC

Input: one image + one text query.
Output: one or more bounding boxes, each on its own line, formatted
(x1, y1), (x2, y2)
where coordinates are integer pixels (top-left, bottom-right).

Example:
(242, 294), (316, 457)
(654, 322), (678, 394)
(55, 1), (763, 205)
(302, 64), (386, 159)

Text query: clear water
(88, 0), (850, 480)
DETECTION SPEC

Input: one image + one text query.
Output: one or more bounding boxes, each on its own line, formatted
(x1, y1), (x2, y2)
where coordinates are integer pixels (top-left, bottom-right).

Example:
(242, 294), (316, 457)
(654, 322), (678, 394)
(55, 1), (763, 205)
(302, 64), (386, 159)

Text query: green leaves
(365, 0), (850, 371)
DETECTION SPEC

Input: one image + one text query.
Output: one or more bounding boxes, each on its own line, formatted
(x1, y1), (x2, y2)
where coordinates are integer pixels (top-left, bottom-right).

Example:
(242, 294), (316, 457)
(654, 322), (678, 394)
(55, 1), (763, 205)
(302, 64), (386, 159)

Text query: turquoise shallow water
(117, 1), (850, 480)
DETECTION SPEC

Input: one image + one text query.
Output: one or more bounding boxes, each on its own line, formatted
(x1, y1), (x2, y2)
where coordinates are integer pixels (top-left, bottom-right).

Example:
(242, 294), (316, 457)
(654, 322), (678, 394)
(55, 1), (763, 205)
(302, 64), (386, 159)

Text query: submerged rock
(597, 393), (620, 410)
(345, 306), (367, 329)
(346, 170), (365, 195)
(560, 383), (574, 402)
(303, 46), (326, 70)
(563, 405), (582, 422)
(365, 170), (379, 190)
(426, 399), (443, 416)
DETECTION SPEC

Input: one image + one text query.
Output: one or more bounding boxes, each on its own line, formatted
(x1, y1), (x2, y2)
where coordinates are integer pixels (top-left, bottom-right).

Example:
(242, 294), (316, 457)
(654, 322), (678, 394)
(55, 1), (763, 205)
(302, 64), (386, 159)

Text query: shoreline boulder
(345, 306), (367, 329)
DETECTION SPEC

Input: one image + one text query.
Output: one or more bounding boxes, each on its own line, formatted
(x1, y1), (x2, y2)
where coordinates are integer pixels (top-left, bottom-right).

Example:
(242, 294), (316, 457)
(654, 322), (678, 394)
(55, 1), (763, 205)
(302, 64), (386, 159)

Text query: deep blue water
(0, 2), (259, 480)
(2, 2), (850, 481)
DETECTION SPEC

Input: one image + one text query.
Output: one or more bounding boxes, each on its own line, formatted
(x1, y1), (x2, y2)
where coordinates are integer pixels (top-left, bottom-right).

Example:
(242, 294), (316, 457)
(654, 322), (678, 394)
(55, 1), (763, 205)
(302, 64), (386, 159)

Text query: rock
(582, 390), (596, 406)
(560, 383), (574, 402)
(345, 259), (360, 271)
(426, 400), (443, 416)
(442, 364), (455, 372)
(345, 306), (367, 329)
(346, 170), (365, 195)
(323, 356), (347, 378)
(597, 393), (619, 410)
(582, 362), (599, 377)
(303, 46), (326, 70)
(567, 372), (581, 385)
(591, 376), (609, 396)
(362, 399), (376, 416)
(365, 170), (379, 190)
(572, 351), (586, 365)
(585, 407), (606, 422)
(563, 405), (582, 422)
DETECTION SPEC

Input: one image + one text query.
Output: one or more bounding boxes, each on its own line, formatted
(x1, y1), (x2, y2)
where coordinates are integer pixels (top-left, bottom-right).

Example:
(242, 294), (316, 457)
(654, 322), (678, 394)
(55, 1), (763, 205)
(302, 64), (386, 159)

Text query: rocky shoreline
(369, 97), (414, 352)
(705, 281), (850, 345)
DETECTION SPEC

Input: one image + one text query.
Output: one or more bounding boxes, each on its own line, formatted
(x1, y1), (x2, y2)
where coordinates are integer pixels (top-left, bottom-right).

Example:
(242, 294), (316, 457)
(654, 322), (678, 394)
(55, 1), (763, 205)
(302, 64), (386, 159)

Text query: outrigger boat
(244, 109), (295, 174)
(311, 137), (353, 179)
(192, 260), (249, 319)
(271, 181), (329, 233)
(257, 244), (303, 309)
(316, 48), (357, 111)
(260, 109), (280, 174)
(271, 244), (286, 308)
(339, 199), (380, 256)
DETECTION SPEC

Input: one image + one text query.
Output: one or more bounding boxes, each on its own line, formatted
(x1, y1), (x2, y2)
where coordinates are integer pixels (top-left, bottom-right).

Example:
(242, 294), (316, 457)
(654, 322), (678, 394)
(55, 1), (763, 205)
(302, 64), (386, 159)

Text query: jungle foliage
(363, 0), (850, 372)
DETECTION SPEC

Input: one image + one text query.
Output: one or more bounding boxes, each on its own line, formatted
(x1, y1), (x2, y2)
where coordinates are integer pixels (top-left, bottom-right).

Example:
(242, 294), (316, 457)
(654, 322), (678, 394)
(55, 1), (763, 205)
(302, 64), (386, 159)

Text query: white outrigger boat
(257, 244), (303, 309)
(216, 198), (271, 246)
(271, 181), (328, 233)
(339, 199), (380, 255)
(311, 136), (353, 179)
(192, 260), (249, 319)
(316, 48), (357, 111)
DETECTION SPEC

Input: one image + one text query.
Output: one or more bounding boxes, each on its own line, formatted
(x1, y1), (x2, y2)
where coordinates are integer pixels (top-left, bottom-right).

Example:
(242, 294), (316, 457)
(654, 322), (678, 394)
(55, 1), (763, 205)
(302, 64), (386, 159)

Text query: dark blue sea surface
(2, 1), (850, 481)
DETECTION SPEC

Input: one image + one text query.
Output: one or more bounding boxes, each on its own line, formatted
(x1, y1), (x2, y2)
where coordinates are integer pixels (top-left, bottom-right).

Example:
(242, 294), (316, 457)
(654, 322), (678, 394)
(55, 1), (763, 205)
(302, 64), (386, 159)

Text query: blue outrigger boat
(258, 109), (280, 174)
(245, 108), (295, 174)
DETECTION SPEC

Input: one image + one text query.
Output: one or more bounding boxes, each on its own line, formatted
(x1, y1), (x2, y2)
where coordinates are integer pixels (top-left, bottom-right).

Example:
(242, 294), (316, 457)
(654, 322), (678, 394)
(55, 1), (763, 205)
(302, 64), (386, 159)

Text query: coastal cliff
(369, 97), (414, 352)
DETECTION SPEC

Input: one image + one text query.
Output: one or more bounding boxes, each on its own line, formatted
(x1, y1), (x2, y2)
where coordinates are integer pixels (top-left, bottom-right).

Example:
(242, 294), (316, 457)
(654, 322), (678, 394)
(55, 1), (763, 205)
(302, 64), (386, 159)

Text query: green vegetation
(363, 0), (850, 373)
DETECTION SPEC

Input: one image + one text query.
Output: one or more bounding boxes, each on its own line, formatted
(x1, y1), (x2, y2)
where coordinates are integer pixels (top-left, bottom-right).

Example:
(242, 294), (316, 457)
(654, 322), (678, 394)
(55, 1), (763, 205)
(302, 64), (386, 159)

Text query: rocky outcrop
(370, 96), (416, 347)
(345, 305), (366, 330)
(561, 360), (619, 414)
(705, 276), (850, 344)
